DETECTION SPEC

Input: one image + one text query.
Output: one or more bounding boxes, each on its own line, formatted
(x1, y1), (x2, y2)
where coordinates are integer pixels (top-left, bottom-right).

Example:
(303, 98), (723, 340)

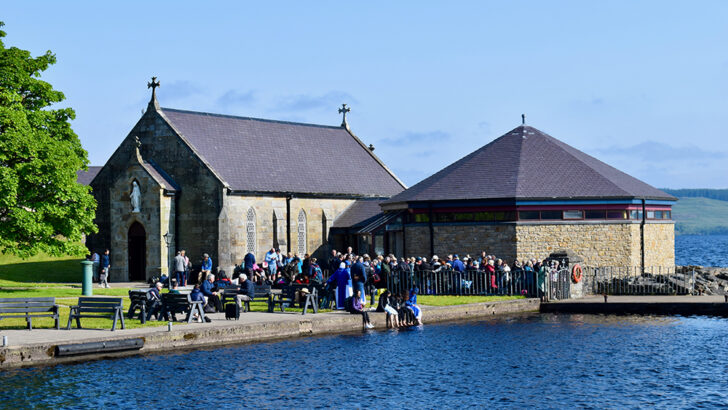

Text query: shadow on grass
(0, 259), (83, 284)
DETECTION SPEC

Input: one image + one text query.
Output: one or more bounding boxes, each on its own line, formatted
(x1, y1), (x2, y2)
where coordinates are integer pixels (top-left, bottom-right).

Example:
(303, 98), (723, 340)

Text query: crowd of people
(91, 244), (563, 328)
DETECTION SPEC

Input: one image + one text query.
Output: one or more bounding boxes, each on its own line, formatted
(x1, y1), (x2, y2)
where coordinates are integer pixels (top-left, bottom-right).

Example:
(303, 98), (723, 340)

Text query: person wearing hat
(452, 254), (465, 272)
(199, 253), (213, 284)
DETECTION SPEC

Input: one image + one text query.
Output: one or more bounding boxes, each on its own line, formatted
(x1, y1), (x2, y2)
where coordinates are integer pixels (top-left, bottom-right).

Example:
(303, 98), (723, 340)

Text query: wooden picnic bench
(0, 297), (60, 330)
(67, 297), (125, 331)
(268, 284), (320, 314)
(127, 290), (150, 324)
(221, 284), (272, 312)
(161, 293), (205, 323)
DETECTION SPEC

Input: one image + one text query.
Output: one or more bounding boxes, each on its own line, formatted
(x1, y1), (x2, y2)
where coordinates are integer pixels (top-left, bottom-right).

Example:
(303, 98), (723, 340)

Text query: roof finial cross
(147, 76), (160, 101)
(522, 114), (526, 125)
(338, 103), (351, 128)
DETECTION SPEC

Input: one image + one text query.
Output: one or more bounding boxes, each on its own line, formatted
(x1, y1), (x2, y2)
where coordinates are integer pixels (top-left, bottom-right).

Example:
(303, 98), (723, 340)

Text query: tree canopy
(0, 22), (96, 257)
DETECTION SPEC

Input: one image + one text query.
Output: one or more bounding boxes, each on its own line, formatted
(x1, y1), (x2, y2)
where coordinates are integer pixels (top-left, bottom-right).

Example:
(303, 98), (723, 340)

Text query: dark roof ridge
(160, 107), (344, 130)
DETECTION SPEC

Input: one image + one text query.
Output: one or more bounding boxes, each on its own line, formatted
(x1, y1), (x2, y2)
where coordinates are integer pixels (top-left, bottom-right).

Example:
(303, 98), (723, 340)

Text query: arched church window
(297, 209), (307, 255)
(246, 207), (256, 255)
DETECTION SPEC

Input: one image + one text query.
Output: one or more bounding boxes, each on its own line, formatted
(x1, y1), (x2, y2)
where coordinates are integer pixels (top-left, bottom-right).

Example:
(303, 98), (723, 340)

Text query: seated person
(168, 279), (180, 294)
(198, 253), (213, 284)
(146, 282), (164, 321)
(201, 273), (223, 312)
(348, 289), (374, 329)
(190, 284), (211, 322)
(376, 290), (399, 328)
(236, 274), (255, 309)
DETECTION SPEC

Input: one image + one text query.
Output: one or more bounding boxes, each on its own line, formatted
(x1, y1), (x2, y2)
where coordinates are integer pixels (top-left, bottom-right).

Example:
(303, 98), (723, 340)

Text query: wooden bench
(268, 285), (299, 312)
(0, 297), (60, 330)
(161, 293), (205, 323)
(127, 290), (150, 324)
(222, 284), (271, 312)
(67, 297), (125, 331)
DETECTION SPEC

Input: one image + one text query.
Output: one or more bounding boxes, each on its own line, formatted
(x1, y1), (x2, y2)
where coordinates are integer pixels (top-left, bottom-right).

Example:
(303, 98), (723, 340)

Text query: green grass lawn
(417, 295), (525, 306)
(0, 251), (84, 286)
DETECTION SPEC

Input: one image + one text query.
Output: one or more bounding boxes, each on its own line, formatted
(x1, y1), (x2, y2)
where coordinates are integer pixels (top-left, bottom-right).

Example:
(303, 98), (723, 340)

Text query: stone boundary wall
(0, 299), (539, 369)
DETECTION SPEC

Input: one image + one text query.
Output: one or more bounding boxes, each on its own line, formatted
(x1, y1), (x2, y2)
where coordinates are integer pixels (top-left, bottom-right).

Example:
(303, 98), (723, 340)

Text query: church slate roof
(160, 108), (406, 197)
(76, 166), (102, 186)
(142, 160), (179, 192)
(383, 125), (676, 205)
(332, 198), (385, 228)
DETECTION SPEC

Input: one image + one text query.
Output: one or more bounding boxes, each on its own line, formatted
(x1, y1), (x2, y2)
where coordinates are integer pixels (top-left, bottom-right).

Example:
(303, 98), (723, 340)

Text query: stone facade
(217, 196), (355, 273)
(401, 221), (675, 269)
(643, 222), (675, 269)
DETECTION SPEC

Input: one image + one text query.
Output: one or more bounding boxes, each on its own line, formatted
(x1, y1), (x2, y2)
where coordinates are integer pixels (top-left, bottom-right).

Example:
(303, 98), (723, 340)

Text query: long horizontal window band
(406, 209), (671, 223)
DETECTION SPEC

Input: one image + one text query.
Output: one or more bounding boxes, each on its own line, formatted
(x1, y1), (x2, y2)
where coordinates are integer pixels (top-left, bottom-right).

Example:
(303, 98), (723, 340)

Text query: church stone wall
(108, 163), (170, 281)
(218, 195), (356, 273)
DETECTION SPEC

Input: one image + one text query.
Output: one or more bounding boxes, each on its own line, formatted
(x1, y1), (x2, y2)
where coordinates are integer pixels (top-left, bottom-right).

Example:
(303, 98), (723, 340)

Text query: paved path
(0, 309), (351, 348)
(553, 295), (726, 303)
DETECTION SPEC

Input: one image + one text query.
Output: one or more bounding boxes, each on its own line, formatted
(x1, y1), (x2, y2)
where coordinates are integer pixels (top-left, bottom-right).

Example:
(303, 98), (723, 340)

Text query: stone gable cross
(338, 103), (351, 127)
(147, 76), (160, 101)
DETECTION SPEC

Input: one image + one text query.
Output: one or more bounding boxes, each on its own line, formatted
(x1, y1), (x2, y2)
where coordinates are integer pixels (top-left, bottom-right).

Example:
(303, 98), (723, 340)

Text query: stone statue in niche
(130, 181), (141, 213)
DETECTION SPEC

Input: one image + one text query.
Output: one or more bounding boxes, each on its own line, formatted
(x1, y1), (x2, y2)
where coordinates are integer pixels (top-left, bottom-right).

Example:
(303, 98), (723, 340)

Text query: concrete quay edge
(0, 298), (540, 370)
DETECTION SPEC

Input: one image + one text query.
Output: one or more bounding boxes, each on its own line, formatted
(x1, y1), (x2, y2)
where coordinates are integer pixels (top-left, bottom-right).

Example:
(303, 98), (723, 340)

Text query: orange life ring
(571, 264), (583, 283)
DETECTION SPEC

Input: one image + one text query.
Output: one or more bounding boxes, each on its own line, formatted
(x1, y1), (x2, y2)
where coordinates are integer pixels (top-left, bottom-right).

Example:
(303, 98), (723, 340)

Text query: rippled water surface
(2, 314), (728, 408)
(676, 234), (728, 267)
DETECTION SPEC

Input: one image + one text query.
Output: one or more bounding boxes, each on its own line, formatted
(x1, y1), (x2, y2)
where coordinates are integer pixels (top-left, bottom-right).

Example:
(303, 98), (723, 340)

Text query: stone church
(82, 81), (406, 281)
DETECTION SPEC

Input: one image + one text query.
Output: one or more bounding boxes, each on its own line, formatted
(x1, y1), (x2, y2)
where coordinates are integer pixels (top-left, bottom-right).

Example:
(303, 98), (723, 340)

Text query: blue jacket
(239, 279), (255, 300)
(190, 288), (204, 302)
(201, 280), (215, 297)
(351, 262), (367, 284)
(243, 253), (256, 270)
(452, 259), (465, 272)
(101, 254), (110, 269)
(201, 257), (213, 271)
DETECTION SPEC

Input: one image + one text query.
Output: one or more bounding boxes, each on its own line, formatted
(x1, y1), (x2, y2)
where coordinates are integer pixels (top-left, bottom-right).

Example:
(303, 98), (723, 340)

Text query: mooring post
(2, 335), (7, 347)
(603, 293), (608, 303)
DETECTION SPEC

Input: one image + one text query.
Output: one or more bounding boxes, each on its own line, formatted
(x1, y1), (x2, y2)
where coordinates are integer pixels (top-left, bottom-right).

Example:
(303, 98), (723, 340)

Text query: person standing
(243, 252), (256, 276)
(174, 250), (186, 288)
(91, 251), (100, 282)
(351, 256), (367, 306)
(100, 249), (111, 288)
(326, 262), (352, 310)
(265, 248), (278, 279)
(182, 250), (191, 287)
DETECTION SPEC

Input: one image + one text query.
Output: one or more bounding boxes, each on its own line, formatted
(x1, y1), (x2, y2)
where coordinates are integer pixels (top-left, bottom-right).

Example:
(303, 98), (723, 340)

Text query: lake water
(1, 314), (727, 408)
(676, 234), (728, 267)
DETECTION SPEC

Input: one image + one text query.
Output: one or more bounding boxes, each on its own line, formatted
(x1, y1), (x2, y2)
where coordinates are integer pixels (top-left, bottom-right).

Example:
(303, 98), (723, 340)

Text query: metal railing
(583, 266), (694, 296)
(384, 269), (541, 298)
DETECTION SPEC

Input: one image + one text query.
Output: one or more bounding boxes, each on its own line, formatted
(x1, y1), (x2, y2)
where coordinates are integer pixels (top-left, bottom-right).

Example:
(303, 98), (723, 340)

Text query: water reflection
(2, 314), (727, 408)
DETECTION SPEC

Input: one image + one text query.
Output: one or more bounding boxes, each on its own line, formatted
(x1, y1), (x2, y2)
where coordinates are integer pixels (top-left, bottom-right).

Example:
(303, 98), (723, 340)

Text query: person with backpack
(310, 258), (323, 284)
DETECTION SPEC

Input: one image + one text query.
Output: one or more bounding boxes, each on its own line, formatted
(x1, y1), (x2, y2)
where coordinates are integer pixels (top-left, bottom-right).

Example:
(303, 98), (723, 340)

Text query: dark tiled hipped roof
(76, 166), (102, 185)
(161, 108), (405, 197)
(384, 125), (676, 205)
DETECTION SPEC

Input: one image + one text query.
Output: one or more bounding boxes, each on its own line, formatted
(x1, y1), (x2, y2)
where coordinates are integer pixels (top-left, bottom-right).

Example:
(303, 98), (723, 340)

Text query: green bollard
(81, 260), (94, 296)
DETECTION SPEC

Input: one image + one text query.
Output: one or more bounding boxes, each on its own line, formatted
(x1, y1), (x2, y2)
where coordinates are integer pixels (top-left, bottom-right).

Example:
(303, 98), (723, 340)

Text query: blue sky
(4, 1), (727, 188)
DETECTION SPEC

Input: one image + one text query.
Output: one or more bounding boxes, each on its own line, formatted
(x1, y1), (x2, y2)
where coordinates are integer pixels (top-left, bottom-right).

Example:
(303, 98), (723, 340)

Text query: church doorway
(128, 222), (146, 281)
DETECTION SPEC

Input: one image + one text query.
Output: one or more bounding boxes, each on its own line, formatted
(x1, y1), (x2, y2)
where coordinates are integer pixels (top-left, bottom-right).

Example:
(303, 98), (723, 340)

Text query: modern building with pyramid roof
(378, 124), (676, 269)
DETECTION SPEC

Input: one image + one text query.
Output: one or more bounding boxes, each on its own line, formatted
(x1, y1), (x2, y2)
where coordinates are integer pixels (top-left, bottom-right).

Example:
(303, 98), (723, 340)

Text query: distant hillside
(662, 188), (728, 202)
(671, 197), (728, 235)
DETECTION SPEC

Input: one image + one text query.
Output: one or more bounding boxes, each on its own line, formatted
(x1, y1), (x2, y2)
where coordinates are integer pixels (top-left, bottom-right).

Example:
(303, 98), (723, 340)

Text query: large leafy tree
(0, 22), (96, 257)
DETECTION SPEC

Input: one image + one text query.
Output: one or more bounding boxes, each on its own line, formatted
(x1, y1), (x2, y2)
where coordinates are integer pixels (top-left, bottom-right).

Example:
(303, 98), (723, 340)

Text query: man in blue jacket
(235, 274), (256, 309)
(201, 274), (222, 312)
(198, 253), (213, 284)
(452, 254), (465, 272)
